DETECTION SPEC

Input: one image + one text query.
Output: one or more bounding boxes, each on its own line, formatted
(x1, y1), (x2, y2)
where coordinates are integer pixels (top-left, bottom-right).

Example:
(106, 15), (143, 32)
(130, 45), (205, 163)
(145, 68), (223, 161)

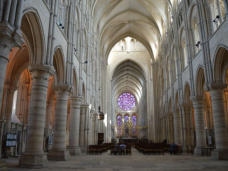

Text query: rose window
(117, 92), (136, 111)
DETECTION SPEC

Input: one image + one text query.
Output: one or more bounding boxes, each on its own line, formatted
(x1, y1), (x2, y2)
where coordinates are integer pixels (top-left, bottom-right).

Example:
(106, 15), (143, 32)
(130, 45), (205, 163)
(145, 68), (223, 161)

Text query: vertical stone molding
(183, 104), (192, 150)
(192, 96), (207, 155)
(79, 104), (89, 152)
(48, 85), (70, 161)
(4, 84), (16, 132)
(19, 65), (54, 168)
(68, 96), (82, 155)
(210, 83), (228, 160)
(87, 109), (96, 145)
(173, 113), (181, 144)
(224, 0), (228, 18)
(0, 0), (24, 111)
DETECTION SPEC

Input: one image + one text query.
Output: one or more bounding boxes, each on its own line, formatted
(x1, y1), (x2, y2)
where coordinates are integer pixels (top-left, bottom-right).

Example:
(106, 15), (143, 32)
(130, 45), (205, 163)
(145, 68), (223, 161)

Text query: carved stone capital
(29, 64), (55, 75)
(80, 104), (89, 108)
(54, 84), (72, 93)
(0, 22), (24, 51)
(208, 81), (227, 91)
(71, 96), (82, 102)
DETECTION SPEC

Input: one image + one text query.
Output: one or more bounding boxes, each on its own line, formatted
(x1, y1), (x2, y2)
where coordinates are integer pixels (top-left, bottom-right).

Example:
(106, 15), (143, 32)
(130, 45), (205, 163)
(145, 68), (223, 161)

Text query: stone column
(224, 0), (228, 18)
(84, 104), (90, 149)
(192, 96), (207, 155)
(68, 96), (82, 155)
(4, 84), (16, 132)
(210, 84), (228, 160)
(173, 112), (181, 144)
(0, 41), (13, 114)
(79, 104), (89, 152)
(19, 65), (54, 168)
(48, 85), (70, 161)
(184, 104), (192, 151)
(44, 99), (54, 137)
(0, 0), (24, 113)
(87, 109), (95, 145)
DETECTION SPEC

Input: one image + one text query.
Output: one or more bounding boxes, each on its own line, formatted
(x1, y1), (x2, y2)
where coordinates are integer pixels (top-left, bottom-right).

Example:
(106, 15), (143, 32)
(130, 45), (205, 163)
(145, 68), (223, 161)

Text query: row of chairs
(87, 143), (111, 154)
(135, 143), (167, 154)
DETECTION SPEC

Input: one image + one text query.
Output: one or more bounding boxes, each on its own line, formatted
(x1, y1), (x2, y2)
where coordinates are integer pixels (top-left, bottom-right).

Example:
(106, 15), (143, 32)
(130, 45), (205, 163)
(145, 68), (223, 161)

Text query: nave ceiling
(93, 0), (174, 61)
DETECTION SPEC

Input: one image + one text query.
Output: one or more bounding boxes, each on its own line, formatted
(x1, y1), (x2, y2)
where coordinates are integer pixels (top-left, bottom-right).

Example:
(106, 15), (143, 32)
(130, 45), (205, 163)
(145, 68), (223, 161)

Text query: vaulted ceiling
(112, 60), (145, 103)
(93, 0), (172, 60)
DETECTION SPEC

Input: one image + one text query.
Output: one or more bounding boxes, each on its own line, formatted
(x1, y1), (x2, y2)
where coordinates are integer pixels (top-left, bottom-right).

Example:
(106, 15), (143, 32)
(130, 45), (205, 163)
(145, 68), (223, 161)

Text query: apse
(111, 59), (147, 139)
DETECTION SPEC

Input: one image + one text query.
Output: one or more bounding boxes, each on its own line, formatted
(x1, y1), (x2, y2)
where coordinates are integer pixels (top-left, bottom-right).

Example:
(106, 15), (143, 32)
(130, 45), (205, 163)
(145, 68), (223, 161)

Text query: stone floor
(2, 149), (228, 171)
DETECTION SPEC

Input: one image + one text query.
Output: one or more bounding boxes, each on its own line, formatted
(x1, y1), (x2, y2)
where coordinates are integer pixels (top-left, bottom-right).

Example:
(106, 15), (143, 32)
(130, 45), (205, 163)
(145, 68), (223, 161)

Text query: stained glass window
(132, 115), (137, 127)
(124, 115), (129, 124)
(117, 115), (122, 136)
(117, 92), (136, 111)
(124, 115), (129, 136)
(132, 115), (137, 136)
(117, 115), (122, 127)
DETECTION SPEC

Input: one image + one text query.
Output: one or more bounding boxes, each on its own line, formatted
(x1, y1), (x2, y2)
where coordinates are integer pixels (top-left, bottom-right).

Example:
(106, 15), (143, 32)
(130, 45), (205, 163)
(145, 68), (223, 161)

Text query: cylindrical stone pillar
(87, 110), (94, 146)
(224, 0), (228, 18)
(184, 104), (192, 151)
(68, 96), (82, 155)
(48, 85), (70, 161)
(19, 65), (54, 168)
(192, 97), (207, 155)
(173, 112), (181, 144)
(4, 85), (16, 132)
(79, 104), (89, 152)
(210, 87), (228, 160)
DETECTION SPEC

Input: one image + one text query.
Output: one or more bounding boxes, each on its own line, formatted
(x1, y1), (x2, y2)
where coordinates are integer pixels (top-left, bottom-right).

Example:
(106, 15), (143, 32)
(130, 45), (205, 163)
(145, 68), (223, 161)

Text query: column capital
(54, 84), (71, 93)
(29, 64), (55, 76)
(208, 81), (226, 91)
(80, 104), (89, 108)
(70, 96), (82, 108)
(71, 96), (82, 102)
(0, 23), (24, 50)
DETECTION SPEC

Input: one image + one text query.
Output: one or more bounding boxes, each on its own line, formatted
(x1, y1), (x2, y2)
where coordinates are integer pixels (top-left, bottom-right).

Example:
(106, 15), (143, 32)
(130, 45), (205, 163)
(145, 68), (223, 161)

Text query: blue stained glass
(117, 115), (122, 127)
(132, 115), (137, 126)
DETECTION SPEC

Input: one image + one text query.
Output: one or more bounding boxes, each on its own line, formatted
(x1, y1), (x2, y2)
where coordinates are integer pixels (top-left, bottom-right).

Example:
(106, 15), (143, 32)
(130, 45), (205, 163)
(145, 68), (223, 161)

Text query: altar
(119, 138), (137, 145)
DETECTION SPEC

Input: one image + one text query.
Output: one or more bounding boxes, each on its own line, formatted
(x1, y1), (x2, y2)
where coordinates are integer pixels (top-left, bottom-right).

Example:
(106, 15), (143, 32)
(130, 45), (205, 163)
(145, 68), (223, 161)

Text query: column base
(211, 149), (228, 160)
(19, 153), (47, 168)
(47, 150), (70, 161)
(67, 146), (81, 155)
(194, 147), (209, 156)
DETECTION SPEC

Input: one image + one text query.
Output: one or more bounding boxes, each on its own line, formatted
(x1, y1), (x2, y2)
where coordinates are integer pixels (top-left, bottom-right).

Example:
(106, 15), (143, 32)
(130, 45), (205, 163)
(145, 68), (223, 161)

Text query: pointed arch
(213, 45), (228, 83)
(195, 67), (205, 96)
(53, 47), (65, 84)
(22, 8), (46, 65)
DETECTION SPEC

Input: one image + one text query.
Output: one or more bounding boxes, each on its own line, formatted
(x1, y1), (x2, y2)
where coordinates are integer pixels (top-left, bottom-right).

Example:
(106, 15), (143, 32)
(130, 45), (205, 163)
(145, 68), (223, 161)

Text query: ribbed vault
(93, 0), (172, 61)
(112, 60), (145, 103)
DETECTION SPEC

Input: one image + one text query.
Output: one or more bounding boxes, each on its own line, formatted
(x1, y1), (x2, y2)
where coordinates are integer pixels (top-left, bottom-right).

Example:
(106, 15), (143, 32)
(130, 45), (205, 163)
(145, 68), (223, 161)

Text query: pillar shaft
(184, 105), (192, 148)
(173, 113), (182, 144)
(48, 85), (70, 161)
(19, 65), (53, 168)
(4, 86), (16, 132)
(224, 0), (228, 17)
(192, 97), (207, 155)
(0, 54), (10, 114)
(79, 104), (89, 152)
(210, 87), (228, 160)
(68, 96), (81, 155)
